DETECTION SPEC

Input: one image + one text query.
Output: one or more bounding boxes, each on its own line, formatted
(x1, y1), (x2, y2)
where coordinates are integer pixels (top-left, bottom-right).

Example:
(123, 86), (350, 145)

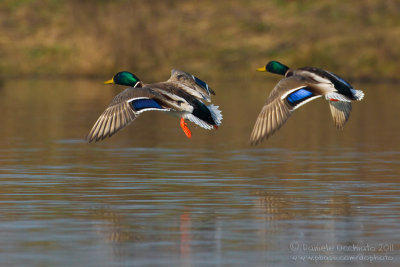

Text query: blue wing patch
(286, 88), (314, 106)
(193, 76), (208, 89)
(192, 75), (212, 94)
(130, 98), (163, 112)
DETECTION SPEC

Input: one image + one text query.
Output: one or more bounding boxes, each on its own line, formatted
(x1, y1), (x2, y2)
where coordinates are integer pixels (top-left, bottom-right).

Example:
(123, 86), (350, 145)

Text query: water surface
(0, 78), (399, 266)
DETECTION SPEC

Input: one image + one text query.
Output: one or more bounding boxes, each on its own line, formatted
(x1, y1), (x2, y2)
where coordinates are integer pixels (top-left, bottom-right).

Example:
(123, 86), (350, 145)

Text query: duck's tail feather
(325, 92), (352, 102)
(351, 89), (364, 101)
(183, 114), (214, 130)
(326, 90), (364, 102)
(182, 104), (222, 130)
(208, 104), (223, 126)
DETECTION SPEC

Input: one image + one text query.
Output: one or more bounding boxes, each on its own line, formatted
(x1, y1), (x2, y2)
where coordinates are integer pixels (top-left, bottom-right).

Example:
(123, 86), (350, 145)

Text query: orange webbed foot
(180, 118), (192, 138)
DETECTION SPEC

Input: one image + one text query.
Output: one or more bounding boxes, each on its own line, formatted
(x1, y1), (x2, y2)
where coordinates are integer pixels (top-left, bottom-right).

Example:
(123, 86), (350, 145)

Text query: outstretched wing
(86, 87), (168, 143)
(250, 76), (321, 145)
(249, 97), (292, 145)
(168, 69), (215, 102)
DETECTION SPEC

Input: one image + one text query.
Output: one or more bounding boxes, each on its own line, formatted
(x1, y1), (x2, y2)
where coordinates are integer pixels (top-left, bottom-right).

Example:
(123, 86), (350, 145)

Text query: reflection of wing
(168, 69), (215, 102)
(329, 101), (352, 129)
(250, 76), (322, 145)
(86, 87), (167, 143)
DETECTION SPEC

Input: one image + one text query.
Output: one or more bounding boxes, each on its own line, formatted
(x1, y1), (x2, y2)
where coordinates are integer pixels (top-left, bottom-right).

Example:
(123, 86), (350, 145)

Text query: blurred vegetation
(0, 0), (399, 81)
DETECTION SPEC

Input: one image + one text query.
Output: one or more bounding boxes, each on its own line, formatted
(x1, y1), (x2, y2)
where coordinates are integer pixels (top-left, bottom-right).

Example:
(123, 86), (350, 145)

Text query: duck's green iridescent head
(257, 61), (289, 76)
(104, 71), (141, 87)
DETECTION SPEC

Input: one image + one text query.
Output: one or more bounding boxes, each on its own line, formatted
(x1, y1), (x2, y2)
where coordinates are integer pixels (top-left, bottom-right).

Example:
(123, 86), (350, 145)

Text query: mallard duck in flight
(250, 61), (364, 145)
(87, 70), (222, 142)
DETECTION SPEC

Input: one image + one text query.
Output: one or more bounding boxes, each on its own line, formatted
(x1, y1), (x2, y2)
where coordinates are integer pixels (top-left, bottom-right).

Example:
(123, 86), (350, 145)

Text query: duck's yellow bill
(104, 78), (114, 84)
(256, 66), (267, 72)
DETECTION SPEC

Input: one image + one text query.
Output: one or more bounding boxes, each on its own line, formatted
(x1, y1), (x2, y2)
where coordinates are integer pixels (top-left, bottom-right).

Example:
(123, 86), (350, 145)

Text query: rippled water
(0, 79), (399, 266)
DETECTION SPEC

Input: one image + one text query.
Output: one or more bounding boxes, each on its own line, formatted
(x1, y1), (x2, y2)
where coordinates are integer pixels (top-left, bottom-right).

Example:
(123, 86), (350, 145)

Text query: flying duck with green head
(87, 70), (222, 142)
(250, 61), (364, 145)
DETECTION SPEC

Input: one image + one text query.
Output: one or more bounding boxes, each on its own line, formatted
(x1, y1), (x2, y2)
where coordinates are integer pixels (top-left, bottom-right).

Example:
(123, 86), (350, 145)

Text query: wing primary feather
(259, 107), (267, 143)
(103, 110), (113, 138)
(109, 111), (116, 137)
(271, 105), (278, 137)
(87, 118), (100, 142)
(267, 108), (273, 138)
(258, 109), (266, 143)
(98, 110), (111, 141)
(115, 105), (122, 131)
(92, 116), (105, 142)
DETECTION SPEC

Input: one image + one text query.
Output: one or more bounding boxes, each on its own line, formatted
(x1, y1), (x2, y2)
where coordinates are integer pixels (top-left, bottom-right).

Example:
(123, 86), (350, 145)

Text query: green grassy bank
(1, 0), (399, 81)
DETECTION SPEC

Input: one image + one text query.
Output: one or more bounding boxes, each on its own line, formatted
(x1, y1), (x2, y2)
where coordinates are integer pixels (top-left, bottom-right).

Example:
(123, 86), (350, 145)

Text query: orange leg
(180, 118), (192, 138)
